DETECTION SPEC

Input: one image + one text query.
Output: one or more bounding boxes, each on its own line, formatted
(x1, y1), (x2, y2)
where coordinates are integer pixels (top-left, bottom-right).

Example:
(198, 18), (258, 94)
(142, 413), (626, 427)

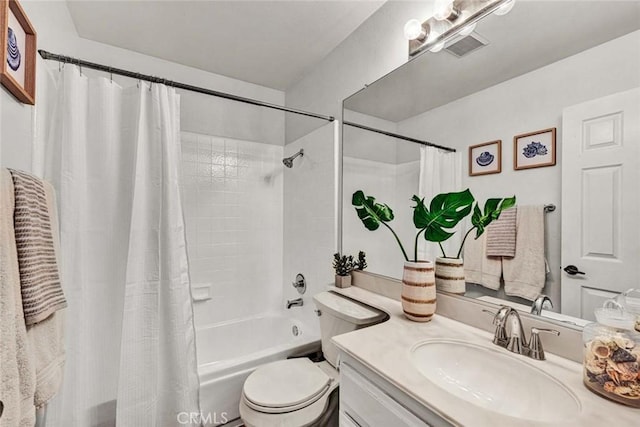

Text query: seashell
(475, 151), (494, 167)
(585, 358), (607, 375)
(612, 361), (639, 376)
(606, 367), (622, 385)
(6, 27), (21, 72)
(613, 385), (640, 399)
(604, 381), (617, 393)
(614, 336), (635, 350)
(611, 347), (637, 363)
(591, 340), (611, 358)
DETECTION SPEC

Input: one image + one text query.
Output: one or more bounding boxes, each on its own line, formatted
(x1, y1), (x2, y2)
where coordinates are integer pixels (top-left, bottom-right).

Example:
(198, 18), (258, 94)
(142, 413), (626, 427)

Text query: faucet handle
(291, 273), (306, 295)
(529, 328), (560, 360)
(482, 309), (508, 346)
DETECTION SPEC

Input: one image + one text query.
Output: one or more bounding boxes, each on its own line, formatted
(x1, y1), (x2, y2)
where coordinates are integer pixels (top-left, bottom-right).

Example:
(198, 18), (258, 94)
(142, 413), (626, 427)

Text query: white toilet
(239, 291), (386, 427)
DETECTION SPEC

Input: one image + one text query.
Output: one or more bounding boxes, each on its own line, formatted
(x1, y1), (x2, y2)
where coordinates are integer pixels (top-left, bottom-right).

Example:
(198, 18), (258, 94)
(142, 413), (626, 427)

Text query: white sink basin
(410, 339), (581, 423)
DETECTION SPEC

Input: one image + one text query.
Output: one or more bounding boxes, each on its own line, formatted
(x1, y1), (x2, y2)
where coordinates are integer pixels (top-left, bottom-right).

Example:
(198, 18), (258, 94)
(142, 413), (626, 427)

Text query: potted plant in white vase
(352, 189), (475, 322)
(413, 194), (516, 294)
(352, 189), (515, 320)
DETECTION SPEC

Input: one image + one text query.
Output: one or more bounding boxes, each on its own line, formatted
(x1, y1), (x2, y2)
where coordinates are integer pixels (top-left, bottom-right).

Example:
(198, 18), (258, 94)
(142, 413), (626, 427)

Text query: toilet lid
(243, 358), (332, 413)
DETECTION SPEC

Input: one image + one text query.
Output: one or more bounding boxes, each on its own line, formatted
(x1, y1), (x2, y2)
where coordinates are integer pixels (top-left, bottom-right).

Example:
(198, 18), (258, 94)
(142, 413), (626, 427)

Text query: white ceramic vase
(401, 261), (436, 322)
(434, 257), (466, 294)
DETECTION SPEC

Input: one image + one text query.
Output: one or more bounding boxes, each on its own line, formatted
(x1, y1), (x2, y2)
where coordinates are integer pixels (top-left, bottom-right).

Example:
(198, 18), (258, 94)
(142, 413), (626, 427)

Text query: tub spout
(287, 298), (303, 309)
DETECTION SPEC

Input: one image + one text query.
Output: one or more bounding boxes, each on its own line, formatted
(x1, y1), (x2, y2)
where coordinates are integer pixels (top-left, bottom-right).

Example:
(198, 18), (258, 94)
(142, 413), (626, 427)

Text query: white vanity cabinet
(338, 353), (453, 427)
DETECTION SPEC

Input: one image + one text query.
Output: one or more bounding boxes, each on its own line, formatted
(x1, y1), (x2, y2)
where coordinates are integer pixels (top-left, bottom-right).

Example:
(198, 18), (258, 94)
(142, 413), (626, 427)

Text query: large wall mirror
(340, 1), (640, 327)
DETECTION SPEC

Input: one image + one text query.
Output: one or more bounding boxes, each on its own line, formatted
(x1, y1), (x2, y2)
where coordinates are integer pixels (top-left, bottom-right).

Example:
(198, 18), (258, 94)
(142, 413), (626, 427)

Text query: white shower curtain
(40, 66), (199, 426)
(417, 146), (463, 261)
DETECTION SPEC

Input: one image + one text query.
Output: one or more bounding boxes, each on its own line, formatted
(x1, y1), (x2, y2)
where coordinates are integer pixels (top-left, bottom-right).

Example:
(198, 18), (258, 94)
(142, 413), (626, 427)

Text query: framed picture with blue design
(469, 140), (501, 176)
(513, 127), (556, 170)
(0, 0), (36, 105)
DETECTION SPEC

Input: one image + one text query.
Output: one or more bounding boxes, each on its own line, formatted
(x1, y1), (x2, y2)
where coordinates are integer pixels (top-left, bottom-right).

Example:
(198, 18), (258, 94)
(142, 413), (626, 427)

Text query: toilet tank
(312, 291), (386, 367)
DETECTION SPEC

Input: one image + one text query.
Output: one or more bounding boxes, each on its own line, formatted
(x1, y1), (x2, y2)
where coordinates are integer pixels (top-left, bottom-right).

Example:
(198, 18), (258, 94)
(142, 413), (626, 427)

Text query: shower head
(282, 149), (304, 168)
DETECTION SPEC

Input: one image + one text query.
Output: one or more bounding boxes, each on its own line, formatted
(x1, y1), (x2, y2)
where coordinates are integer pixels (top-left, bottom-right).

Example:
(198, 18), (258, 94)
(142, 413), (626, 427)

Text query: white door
(561, 87), (640, 320)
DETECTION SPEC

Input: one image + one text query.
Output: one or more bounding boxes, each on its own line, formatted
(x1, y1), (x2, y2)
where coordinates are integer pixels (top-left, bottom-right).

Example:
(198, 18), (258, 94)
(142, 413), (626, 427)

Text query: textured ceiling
(66, 0), (385, 90)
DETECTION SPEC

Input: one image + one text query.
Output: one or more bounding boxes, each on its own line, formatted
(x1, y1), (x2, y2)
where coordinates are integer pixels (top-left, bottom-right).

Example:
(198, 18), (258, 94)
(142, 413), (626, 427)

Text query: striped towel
(8, 169), (66, 325)
(486, 207), (517, 258)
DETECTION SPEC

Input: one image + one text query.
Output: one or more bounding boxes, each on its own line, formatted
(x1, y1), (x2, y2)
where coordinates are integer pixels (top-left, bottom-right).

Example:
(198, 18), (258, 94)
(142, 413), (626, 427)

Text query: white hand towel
(503, 205), (546, 301)
(463, 231), (502, 290)
(0, 168), (36, 427)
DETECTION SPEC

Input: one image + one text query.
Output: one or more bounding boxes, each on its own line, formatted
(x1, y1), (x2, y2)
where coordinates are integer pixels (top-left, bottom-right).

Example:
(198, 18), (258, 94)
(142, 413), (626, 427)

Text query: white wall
(343, 155), (419, 278)
(286, 1), (434, 143)
(283, 123), (336, 334)
(397, 31), (640, 306)
(181, 132), (284, 327)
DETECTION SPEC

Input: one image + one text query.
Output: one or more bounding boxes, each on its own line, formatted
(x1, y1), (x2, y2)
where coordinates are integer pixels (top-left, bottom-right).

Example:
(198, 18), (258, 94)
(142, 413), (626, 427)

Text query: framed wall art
(469, 140), (501, 176)
(513, 127), (556, 170)
(0, 0), (36, 105)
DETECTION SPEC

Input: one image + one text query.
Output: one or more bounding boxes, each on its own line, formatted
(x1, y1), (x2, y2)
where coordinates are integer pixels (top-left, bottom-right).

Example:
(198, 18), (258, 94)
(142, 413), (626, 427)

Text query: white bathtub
(197, 313), (320, 426)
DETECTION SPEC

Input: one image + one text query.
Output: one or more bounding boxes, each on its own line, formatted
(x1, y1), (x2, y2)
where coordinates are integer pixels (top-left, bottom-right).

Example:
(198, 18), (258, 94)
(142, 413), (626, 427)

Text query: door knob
(563, 265), (586, 276)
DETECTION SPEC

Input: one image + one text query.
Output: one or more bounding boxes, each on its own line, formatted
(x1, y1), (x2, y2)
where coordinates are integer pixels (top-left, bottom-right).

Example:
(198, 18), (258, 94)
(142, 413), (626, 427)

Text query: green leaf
(352, 190), (395, 231)
(411, 190), (475, 243)
(471, 195), (517, 238)
(424, 226), (455, 243)
(352, 190), (410, 261)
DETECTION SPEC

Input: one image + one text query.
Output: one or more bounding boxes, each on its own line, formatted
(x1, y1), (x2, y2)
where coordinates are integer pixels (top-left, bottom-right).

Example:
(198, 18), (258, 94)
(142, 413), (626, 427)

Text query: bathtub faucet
(287, 298), (303, 309)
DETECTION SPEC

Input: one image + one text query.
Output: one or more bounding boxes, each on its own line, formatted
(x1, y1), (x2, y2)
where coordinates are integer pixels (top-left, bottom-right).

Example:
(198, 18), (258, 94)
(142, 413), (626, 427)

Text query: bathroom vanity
(331, 285), (639, 427)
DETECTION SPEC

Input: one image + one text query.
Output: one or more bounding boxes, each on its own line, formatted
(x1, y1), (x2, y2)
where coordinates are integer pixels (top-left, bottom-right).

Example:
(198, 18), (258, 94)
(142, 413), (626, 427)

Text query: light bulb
(458, 22), (476, 36)
(494, 0), (515, 16)
(430, 41), (446, 53)
(404, 19), (424, 40)
(434, 0), (457, 21)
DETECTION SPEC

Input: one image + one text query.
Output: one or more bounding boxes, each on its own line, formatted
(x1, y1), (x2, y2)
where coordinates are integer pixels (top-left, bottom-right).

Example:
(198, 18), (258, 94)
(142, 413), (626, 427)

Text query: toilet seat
(242, 358), (333, 414)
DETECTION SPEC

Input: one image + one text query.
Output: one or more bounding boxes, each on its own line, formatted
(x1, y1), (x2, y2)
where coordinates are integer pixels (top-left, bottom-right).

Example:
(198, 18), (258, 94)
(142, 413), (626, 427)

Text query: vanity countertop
(330, 286), (639, 427)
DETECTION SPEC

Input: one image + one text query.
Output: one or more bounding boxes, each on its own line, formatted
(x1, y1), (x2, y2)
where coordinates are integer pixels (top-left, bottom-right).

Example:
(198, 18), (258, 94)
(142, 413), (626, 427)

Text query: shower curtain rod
(343, 121), (456, 153)
(38, 50), (335, 123)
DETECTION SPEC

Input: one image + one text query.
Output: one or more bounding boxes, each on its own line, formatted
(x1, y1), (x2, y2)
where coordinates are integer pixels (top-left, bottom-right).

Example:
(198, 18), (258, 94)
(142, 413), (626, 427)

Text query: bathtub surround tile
(283, 123), (336, 337)
(182, 131), (284, 327)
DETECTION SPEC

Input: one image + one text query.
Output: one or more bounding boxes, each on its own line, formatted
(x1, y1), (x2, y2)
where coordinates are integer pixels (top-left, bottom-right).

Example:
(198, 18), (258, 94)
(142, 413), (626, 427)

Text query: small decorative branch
(355, 251), (367, 270)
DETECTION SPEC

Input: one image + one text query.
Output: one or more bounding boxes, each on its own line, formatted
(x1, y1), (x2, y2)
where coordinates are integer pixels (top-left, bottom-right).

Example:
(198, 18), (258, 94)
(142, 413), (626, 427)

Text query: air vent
(445, 33), (488, 58)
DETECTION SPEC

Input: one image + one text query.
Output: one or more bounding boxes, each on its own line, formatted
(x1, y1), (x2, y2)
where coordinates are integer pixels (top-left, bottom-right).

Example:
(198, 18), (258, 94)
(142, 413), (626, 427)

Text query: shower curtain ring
(109, 67), (113, 83)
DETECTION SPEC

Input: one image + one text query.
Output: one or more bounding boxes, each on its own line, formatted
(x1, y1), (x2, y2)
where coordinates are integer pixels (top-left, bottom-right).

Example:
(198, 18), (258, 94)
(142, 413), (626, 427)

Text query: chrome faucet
(503, 308), (528, 355)
(286, 298), (303, 309)
(531, 294), (553, 315)
(485, 305), (559, 360)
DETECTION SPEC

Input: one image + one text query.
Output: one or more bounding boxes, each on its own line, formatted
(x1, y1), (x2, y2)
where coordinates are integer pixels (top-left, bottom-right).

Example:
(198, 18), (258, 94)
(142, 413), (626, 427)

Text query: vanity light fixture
(493, 0), (516, 16)
(430, 41), (446, 53)
(403, 19), (429, 42)
(458, 22), (477, 37)
(433, 0), (460, 21)
(405, 0), (515, 58)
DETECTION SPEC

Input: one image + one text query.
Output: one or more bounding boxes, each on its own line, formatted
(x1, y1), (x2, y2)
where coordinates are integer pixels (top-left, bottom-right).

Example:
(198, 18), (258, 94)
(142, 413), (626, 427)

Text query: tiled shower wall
(283, 123), (336, 334)
(181, 131), (284, 327)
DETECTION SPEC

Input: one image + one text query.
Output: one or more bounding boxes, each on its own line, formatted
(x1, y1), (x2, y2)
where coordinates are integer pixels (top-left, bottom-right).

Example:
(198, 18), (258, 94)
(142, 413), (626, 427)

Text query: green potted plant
(333, 253), (355, 288)
(352, 190), (472, 321)
(412, 194), (516, 294)
(352, 189), (515, 320)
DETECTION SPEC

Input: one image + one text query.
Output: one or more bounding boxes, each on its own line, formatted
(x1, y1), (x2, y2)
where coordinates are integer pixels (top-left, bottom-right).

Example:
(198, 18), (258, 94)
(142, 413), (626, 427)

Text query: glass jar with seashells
(582, 307), (640, 407)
